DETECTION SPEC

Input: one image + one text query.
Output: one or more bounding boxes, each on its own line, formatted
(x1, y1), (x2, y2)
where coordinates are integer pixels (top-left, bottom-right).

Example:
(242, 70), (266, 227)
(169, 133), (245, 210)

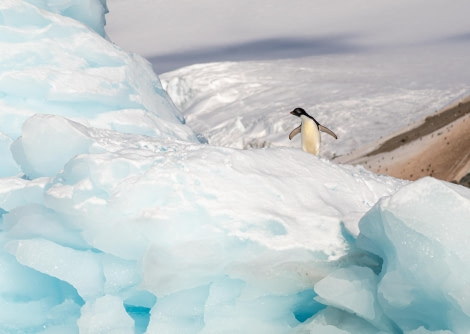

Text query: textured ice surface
(77, 295), (135, 334)
(0, 133), (21, 177)
(0, 0), (196, 152)
(301, 178), (470, 333)
(2, 114), (407, 333)
(314, 266), (393, 332)
(357, 178), (470, 333)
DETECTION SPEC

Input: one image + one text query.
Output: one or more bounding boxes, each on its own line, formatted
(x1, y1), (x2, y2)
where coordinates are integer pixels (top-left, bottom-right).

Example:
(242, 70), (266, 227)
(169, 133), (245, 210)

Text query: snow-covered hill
(107, 0), (470, 159)
(160, 53), (469, 159)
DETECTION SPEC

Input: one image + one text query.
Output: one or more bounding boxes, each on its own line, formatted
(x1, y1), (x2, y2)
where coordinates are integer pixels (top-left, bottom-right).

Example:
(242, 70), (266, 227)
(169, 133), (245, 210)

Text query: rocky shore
(336, 95), (470, 187)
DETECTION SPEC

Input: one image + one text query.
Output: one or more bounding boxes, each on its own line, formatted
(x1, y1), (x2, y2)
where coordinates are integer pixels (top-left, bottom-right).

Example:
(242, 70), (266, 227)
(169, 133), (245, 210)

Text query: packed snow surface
(1, 1), (470, 333)
(160, 54), (469, 159)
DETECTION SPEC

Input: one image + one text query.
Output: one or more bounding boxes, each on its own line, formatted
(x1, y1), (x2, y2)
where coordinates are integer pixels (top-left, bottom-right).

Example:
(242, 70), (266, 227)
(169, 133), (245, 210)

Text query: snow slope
(161, 52), (469, 159)
(0, 1), (470, 334)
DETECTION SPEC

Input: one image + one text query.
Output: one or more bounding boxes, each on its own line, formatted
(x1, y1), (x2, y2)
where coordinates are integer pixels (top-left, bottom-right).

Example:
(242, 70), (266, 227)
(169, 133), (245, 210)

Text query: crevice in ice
(195, 133), (209, 144)
(291, 289), (326, 323)
(124, 304), (152, 334)
(123, 291), (156, 334)
(338, 222), (384, 275)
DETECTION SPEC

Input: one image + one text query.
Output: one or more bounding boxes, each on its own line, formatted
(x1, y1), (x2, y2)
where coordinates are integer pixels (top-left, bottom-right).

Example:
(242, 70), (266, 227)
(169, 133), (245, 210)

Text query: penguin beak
(290, 110), (299, 117)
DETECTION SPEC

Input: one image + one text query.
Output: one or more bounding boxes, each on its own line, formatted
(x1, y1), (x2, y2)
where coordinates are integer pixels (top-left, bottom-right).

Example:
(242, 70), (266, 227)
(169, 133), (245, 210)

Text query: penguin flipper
(289, 125), (301, 140)
(319, 125), (338, 139)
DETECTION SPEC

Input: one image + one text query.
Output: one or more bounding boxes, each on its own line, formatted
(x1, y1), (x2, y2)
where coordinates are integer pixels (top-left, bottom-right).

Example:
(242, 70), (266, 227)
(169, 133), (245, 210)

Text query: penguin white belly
(300, 116), (321, 155)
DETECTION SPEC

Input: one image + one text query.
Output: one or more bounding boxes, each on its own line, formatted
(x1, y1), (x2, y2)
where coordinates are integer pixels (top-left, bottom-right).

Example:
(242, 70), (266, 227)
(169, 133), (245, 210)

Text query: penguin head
(290, 107), (319, 124)
(290, 107), (307, 117)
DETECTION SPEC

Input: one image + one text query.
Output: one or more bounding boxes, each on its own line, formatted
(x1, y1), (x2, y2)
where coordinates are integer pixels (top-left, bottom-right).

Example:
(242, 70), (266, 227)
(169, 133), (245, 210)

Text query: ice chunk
(3, 204), (88, 249)
(297, 178), (470, 333)
(35, 140), (402, 331)
(77, 295), (134, 334)
(0, 133), (20, 177)
(314, 266), (393, 332)
(22, 0), (108, 37)
(10, 112), (192, 179)
(0, 177), (47, 210)
(147, 281), (319, 334)
(357, 177), (470, 332)
(201, 278), (324, 333)
(5, 238), (104, 299)
(0, 0), (197, 166)
(11, 114), (93, 178)
(293, 307), (387, 334)
(315, 266), (377, 319)
(38, 299), (82, 334)
(146, 285), (208, 334)
(0, 297), (81, 334)
(102, 255), (140, 295)
(6, 131), (402, 332)
(0, 232), (82, 333)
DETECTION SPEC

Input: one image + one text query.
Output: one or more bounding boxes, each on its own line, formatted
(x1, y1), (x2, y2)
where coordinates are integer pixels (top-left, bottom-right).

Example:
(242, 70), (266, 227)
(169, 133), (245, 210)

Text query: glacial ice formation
(1, 1), (470, 333)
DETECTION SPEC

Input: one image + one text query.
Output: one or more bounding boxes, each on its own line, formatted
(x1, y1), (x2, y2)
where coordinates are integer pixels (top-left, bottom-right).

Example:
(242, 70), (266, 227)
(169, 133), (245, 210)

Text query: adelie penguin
(289, 107), (338, 156)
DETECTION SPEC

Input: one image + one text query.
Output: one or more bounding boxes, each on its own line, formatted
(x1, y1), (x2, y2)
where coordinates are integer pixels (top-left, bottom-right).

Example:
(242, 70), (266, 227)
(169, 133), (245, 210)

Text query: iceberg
(358, 178), (470, 333)
(301, 178), (470, 333)
(1, 1), (470, 333)
(0, 0), (195, 148)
